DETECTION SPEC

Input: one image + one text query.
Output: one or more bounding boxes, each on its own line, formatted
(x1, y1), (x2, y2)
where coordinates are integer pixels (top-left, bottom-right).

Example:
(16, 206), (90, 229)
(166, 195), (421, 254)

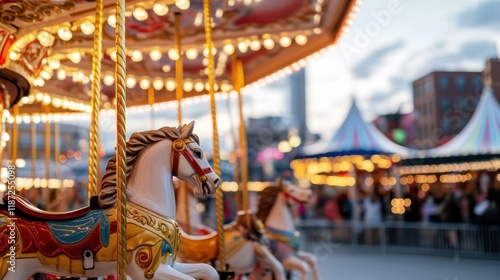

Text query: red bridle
(283, 189), (307, 205)
(171, 138), (213, 183)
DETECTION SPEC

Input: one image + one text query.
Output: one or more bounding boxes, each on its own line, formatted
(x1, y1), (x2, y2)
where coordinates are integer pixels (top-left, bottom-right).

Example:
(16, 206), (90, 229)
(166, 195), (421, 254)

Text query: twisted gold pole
(115, 0), (127, 278)
(174, 11), (191, 234)
(11, 105), (19, 166)
(31, 122), (37, 181)
(44, 106), (51, 210)
(88, 0), (104, 200)
(54, 122), (61, 181)
(203, 0), (227, 270)
(232, 55), (250, 227)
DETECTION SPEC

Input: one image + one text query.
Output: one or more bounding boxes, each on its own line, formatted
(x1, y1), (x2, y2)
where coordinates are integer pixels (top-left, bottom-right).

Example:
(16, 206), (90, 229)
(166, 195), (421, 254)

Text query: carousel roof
(429, 87), (500, 157)
(0, 0), (358, 113)
(300, 99), (413, 158)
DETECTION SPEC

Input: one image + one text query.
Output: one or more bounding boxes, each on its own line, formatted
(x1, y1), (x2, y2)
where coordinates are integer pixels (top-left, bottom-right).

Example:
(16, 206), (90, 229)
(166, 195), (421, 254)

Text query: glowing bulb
(295, 34), (308, 45)
(153, 78), (164, 90)
(185, 48), (198, 60)
(223, 43), (235, 55)
(150, 49), (162, 61)
(80, 20), (95, 35)
(175, 0), (190, 10)
(131, 50), (143, 62)
(33, 77), (45, 87)
(279, 36), (292, 47)
(165, 79), (176, 91)
(203, 47), (217, 57)
(153, 1), (169, 16)
(109, 50), (117, 62)
(9, 51), (20, 61)
(107, 15), (116, 28)
(139, 79), (151, 90)
(56, 69), (67, 80)
(133, 7), (148, 21)
(194, 81), (204, 92)
(183, 79), (194, 92)
(58, 26), (73, 41)
(68, 52), (82, 64)
(48, 59), (60, 69)
(103, 75), (114, 86)
(162, 65), (171, 72)
(263, 38), (275, 50)
(126, 77), (137, 88)
(167, 49), (179, 60)
(38, 31), (55, 47)
(249, 40), (261, 51)
(40, 68), (53, 80)
(237, 41), (248, 53)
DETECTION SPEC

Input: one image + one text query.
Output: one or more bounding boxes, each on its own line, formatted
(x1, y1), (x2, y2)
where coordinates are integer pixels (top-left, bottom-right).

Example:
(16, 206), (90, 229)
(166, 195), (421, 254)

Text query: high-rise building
(412, 58), (500, 149)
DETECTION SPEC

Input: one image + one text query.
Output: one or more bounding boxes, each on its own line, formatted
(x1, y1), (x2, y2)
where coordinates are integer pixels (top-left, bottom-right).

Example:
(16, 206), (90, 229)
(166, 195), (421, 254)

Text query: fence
(296, 220), (500, 258)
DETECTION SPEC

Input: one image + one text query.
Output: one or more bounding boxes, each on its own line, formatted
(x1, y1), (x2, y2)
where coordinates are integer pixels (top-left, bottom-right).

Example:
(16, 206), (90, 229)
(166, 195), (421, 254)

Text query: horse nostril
(214, 178), (220, 187)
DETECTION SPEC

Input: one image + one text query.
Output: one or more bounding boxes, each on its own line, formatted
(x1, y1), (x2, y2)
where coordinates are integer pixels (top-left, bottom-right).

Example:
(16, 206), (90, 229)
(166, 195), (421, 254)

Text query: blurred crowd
(311, 171), (500, 225)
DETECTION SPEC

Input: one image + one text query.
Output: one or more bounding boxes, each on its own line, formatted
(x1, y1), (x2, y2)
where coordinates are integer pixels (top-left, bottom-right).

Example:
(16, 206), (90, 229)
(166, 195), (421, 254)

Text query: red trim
(283, 191), (305, 205)
(3, 194), (90, 221)
(172, 149), (180, 176)
(171, 139), (214, 182)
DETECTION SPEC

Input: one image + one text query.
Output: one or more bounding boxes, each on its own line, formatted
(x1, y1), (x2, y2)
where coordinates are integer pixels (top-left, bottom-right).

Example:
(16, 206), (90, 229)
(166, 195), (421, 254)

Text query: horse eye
(193, 150), (202, 159)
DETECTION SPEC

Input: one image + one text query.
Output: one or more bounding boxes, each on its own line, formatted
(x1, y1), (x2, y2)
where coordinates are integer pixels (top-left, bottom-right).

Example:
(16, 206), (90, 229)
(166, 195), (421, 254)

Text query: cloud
(352, 41), (404, 78)
(426, 40), (496, 70)
(455, 0), (500, 30)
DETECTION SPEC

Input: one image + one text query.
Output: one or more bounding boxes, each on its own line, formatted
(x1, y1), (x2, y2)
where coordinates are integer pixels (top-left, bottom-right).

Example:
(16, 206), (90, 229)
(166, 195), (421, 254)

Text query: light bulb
(58, 26), (73, 41)
(263, 38), (275, 50)
(107, 15), (116, 28)
(150, 49), (162, 61)
(185, 48), (198, 60)
(80, 20), (95, 35)
(126, 77), (137, 88)
(167, 49), (179, 60)
(131, 50), (143, 62)
(238, 41), (249, 53)
(279, 36), (292, 47)
(295, 34), (308, 45)
(153, 78), (164, 90)
(194, 82), (204, 92)
(249, 40), (261, 51)
(165, 79), (176, 91)
(139, 79), (151, 90)
(223, 43), (235, 55)
(9, 51), (20, 61)
(57, 69), (67, 80)
(103, 75), (114, 86)
(162, 65), (171, 72)
(38, 31), (55, 47)
(153, 1), (169, 16)
(133, 7), (148, 21)
(48, 59), (60, 69)
(175, 0), (190, 10)
(183, 79), (194, 92)
(68, 52), (82, 64)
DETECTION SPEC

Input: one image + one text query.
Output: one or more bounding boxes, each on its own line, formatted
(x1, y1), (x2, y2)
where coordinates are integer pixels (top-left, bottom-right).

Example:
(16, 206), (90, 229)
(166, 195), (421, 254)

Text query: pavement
(306, 249), (500, 280)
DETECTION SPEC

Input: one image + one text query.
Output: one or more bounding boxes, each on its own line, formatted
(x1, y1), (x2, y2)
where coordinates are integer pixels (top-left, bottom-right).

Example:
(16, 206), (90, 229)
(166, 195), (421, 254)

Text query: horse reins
(171, 138), (213, 184)
(283, 189), (306, 205)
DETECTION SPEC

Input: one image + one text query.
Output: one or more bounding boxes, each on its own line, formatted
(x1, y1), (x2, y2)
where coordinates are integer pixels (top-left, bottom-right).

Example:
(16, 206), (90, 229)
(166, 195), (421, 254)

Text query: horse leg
(172, 262), (219, 280)
(253, 243), (286, 280)
(281, 256), (310, 280)
(297, 251), (320, 280)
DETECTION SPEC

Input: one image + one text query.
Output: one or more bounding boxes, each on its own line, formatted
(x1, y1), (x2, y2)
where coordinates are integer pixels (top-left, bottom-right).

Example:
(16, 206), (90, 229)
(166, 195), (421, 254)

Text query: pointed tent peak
(430, 86), (500, 157)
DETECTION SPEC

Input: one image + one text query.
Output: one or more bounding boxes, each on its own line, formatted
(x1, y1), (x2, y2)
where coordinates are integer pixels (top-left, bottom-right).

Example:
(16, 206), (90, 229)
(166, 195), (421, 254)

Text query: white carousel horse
(0, 121), (220, 280)
(175, 184), (286, 280)
(257, 180), (321, 280)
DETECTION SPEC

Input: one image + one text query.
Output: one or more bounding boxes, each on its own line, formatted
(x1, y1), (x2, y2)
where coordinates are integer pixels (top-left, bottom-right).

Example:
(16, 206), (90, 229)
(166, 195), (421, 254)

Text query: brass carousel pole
(203, 0), (227, 271)
(115, 0), (128, 278)
(54, 122), (61, 184)
(31, 122), (37, 187)
(10, 105), (19, 166)
(88, 0), (104, 200)
(232, 55), (250, 227)
(44, 106), (51, 210)
(148, 86), (155, 129)
(174, 11), (191, 234)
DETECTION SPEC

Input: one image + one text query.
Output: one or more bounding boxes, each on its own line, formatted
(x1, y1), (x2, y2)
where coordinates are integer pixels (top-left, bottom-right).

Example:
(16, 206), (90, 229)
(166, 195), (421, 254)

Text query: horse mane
(98, 124), (200, 208)
(256, 180), (284, 223)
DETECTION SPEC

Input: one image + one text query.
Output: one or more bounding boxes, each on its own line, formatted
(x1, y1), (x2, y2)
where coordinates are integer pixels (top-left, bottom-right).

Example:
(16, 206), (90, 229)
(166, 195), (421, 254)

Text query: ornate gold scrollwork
(0, 0), (84, 25)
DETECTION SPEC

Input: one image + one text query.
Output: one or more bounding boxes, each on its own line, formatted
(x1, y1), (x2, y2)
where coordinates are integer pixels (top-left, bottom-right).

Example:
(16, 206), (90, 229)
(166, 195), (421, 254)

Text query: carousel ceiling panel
(3, 0), (357, 112)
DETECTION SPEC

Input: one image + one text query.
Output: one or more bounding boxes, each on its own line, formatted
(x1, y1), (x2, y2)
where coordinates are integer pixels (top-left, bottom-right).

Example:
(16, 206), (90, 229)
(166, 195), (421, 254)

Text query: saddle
(1, 194), (91, 221)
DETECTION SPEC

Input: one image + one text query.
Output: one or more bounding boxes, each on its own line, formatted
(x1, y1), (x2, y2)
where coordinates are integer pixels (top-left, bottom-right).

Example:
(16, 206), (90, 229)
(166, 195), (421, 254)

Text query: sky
(67, 0), (500, 154)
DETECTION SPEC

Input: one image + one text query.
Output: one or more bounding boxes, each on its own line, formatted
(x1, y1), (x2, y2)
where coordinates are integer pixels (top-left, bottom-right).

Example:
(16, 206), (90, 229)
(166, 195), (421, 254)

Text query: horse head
(171, 121), (220, 198)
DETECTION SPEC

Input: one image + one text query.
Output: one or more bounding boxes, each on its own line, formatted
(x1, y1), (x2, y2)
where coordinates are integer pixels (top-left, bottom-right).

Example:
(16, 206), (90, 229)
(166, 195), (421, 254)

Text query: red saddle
(2, 194), (90, 221)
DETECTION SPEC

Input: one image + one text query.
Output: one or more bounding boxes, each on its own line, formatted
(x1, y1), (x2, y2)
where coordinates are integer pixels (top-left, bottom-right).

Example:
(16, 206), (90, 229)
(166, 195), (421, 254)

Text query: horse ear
(275, 177), (283, 187)
(182, 121), (195, 139)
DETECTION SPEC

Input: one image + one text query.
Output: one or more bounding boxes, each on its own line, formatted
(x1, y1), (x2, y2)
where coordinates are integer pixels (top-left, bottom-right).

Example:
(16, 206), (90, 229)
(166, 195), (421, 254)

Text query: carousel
(0, 0), (360, 279)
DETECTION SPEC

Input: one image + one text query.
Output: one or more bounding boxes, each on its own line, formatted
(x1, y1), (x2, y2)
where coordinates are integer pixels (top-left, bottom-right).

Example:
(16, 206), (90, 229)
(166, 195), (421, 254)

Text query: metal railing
(296, 220), (500, 258)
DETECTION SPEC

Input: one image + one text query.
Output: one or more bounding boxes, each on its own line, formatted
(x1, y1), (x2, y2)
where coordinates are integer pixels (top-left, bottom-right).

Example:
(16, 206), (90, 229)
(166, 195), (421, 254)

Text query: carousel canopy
(0, 0), (358, 112)
(299, 99), (413, 158)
